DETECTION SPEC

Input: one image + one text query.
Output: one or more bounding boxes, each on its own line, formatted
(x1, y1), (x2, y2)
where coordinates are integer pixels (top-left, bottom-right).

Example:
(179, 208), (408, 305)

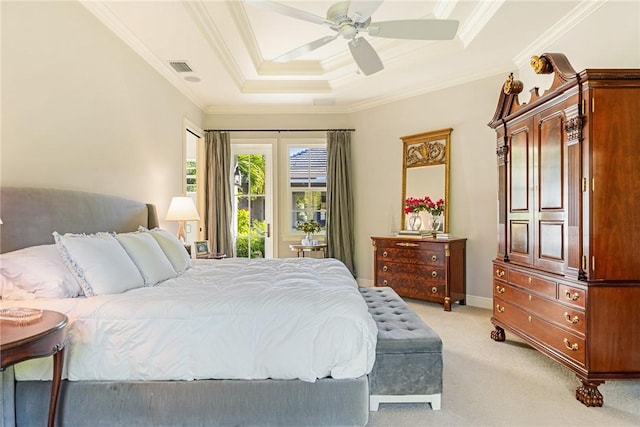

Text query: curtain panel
(326, 131), (356, 276)
(204, 131), (234, 256)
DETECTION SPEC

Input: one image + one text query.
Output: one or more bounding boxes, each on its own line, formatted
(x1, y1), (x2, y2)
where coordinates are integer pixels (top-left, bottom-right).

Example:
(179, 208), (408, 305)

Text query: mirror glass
(401, 128), (452, 233)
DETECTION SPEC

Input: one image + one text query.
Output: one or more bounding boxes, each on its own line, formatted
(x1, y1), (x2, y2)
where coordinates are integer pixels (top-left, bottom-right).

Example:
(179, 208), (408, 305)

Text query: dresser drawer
(493, 263), (508, 281)
(494, 282), (585, 335)
(558, 284), (586, 309)
(493, 297), (585, 366)
(378, 262), (445, 285)
(378, 247), (444, 266)
(375, 239), (445, 252)
(380, 281), (445, 302)
(509, 269), (556, 299)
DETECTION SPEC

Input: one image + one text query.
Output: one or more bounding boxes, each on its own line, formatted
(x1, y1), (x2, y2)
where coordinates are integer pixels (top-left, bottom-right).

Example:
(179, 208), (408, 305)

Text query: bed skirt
(3, 369), (369, 427)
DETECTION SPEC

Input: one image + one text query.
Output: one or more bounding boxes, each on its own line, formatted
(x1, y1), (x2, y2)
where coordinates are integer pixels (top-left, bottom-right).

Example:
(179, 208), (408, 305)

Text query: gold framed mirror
(401, 128), (452, 233)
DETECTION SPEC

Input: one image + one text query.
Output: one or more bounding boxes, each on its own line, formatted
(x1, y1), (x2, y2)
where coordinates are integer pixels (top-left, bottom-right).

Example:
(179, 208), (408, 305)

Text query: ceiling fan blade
(273, 35), (339, 63)
(246, 0), (336, 28)
(348, 37), (383, 76)
(348, 0), (384, 24)
(366, 19), (459, 40)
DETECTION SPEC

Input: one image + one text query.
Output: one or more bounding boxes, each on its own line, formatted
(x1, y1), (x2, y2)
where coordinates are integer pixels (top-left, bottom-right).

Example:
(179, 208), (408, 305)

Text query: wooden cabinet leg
(490, 326), (505, 341)
(444, 297), (452, 311)
(576, 378), (604, 407)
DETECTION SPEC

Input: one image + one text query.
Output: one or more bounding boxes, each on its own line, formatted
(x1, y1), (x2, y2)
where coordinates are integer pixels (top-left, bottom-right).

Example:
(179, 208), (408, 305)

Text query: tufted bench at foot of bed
(359, 286), (443, 411)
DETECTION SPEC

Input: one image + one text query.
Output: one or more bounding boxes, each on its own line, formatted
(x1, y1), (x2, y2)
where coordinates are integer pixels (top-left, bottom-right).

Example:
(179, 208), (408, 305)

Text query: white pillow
(115, 232), (177, 286)
(0, 244), (82, 299)
(53, 232), (144, 296)
(139, 227), (191, 273)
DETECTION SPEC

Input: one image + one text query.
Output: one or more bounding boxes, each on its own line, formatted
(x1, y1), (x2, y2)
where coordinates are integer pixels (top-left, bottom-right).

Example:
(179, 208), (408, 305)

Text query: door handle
(266, 223), (271, 238)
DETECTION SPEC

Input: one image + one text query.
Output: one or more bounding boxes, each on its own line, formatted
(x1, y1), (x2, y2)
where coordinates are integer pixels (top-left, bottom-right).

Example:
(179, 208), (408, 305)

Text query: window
(288, 145), (327, 233)
(234, 153), (267, 258)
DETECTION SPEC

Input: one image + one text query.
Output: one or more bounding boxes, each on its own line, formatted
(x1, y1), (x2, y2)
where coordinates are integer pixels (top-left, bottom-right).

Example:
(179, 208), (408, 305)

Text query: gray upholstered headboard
(0, 187), (159, 253)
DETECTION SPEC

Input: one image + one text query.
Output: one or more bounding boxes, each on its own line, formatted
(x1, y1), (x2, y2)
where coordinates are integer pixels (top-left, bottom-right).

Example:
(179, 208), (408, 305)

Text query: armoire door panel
(509, 129), (530, 212)
(538, 113), (564, 210)
(509, 221), (530, 260)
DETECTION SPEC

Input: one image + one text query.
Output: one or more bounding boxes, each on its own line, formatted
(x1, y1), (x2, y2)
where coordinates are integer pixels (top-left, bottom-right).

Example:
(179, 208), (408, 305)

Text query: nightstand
(1, 310), (68, 427)
(289, 244), (328, 258)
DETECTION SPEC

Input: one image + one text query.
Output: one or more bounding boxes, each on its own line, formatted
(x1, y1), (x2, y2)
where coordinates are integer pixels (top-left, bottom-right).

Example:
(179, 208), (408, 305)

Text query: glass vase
(430, 213), (443, 232)
(301, 232), (313, 246)
(408, 212), (422, 231)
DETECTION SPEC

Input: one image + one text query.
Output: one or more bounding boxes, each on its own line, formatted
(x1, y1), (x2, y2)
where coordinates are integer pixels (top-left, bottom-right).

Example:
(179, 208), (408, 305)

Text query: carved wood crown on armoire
(487, 53), (640, 407)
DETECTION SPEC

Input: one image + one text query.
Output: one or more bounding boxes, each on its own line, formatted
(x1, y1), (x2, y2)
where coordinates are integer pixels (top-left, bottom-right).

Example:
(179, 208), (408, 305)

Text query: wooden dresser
(371, 236), (466, 311)
(488, 53), (640, 406)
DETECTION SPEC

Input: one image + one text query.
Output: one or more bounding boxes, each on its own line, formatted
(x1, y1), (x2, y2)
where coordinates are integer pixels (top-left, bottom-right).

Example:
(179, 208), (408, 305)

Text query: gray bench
(359, 287), (443, 411)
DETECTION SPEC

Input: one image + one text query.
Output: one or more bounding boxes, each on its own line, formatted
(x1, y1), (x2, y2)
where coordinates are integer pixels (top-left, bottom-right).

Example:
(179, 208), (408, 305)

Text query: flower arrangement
(404, 196), (445, 216)
(295, 219), (321, 234)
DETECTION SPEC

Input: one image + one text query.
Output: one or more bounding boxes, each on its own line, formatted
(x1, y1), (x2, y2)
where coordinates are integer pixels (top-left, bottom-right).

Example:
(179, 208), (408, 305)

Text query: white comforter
(5, 258), (377, 382)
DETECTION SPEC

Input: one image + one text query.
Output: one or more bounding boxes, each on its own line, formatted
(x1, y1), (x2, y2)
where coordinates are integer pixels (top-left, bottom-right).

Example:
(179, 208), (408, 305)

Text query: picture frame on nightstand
(193, 240), (210, 258)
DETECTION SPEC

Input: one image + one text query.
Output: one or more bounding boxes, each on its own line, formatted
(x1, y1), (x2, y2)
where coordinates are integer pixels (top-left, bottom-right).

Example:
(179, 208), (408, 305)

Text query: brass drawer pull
(496, 304), (505, 313)
(431, 271), (438, 278)
(495, 269), (505, 278)
(382, 265), (388, 272)
(431, 255), (438, 262)
(563, 338), (579, 351)
(397, 242), (419, 247)
(564, 312), (579, 324)
(382, 251), (388, 258)
(382, 280), (388, 285)
(495, 285), (505, 294)
(431, 287), (438, 294)
(564, 290), (580, 301)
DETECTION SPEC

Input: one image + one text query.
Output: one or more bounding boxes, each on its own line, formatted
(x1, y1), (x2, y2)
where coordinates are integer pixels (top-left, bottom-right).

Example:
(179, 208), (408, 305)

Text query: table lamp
(165, 197), (200, 243)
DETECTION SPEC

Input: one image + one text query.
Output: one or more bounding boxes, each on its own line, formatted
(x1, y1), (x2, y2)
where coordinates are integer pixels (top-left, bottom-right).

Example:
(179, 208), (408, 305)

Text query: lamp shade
(165, 197), (200, 221)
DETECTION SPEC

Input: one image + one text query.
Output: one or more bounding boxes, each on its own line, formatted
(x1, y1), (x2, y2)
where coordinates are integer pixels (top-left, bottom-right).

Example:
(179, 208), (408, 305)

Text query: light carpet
(366, 299), (640, 427)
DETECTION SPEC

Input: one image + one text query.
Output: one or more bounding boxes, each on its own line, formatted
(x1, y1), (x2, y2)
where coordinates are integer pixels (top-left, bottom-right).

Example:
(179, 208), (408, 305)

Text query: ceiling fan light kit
(250, 0), (459, 76)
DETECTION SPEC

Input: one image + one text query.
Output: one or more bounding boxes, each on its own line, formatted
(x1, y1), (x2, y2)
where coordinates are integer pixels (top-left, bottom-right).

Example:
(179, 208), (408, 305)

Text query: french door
(231, 143), (273, 258)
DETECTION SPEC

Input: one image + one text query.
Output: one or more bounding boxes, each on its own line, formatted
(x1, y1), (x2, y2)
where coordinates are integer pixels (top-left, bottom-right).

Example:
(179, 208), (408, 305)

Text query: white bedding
(4, 257), (377, 382)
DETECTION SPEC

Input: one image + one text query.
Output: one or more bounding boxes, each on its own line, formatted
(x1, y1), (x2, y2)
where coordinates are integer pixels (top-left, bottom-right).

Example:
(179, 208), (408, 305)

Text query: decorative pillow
(115, 232), (177, 286)
(53, 232), (144, 296)
(139, 227), (191, 273)
(0, 244), (82, 299)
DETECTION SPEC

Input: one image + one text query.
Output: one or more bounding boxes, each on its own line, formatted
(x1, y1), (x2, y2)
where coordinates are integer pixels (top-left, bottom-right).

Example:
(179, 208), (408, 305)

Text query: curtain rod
(204, 129), (355, 133)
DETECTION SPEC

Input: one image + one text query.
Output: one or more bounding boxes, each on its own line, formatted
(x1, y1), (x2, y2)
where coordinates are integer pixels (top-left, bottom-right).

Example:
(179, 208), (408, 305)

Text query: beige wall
(0, 1), (204, 228)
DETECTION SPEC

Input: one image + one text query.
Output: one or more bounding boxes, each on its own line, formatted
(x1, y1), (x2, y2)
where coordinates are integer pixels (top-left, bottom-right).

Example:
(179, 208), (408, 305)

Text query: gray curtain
(326, 131), (355, 276)
(204, 131), (234, 256)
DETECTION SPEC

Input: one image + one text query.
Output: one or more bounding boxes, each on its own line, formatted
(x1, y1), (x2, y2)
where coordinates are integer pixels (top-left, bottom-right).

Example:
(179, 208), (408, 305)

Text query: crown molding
(242, 80), (331, 94)
(183, 1), (246, 89)
(458, 0), (505, 48)
(205, 104), (352, 115)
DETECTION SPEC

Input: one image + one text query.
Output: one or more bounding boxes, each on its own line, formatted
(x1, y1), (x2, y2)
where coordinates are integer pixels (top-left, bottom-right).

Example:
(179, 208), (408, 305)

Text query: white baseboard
(356, 278), (493, 310)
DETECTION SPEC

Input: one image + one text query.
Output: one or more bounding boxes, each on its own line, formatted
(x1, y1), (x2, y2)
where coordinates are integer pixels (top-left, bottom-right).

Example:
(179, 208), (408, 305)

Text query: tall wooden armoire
(487, 53), (640, 407)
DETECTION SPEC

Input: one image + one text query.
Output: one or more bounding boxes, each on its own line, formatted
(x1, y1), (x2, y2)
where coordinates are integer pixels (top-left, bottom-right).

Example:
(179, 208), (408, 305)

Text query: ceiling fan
(247, 0), (459, 76)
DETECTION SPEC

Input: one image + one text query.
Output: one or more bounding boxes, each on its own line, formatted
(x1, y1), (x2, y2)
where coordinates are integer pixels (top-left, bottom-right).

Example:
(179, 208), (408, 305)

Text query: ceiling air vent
(169, 61), (193, 73)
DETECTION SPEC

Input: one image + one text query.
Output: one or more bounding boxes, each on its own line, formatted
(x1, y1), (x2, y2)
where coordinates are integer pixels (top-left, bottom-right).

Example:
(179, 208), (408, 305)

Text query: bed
(0, 187), (376, 427)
